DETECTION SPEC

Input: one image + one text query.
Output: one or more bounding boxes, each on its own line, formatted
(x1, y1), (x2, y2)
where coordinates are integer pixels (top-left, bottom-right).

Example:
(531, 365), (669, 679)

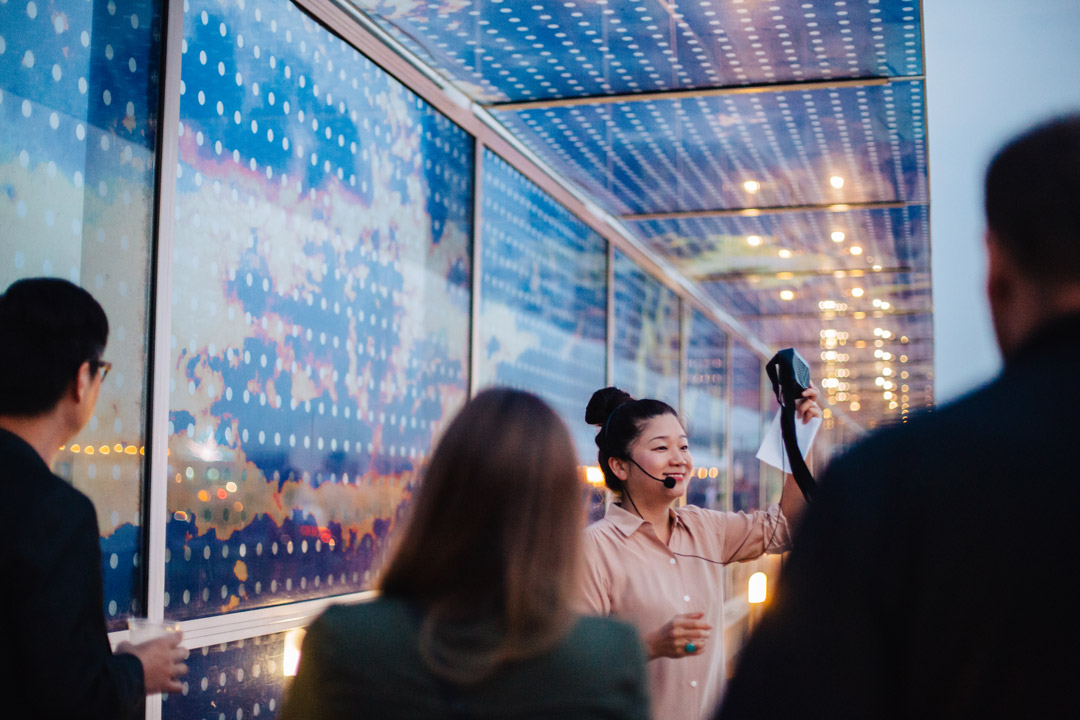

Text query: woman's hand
(795, 383), (822, 424)
(645, 612), (712, 660)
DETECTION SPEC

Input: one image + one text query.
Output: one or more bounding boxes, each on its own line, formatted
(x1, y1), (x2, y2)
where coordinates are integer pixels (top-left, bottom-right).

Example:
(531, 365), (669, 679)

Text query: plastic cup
(127, 617), (181, 644)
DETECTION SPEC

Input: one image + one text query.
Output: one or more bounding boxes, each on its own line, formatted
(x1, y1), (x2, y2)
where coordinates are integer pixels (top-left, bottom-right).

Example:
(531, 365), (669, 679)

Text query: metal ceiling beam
(485, 76), (921, 113)
(622, 200), (919, 222)
(746, 308), (932, 319)
(695, 266), (916, 282)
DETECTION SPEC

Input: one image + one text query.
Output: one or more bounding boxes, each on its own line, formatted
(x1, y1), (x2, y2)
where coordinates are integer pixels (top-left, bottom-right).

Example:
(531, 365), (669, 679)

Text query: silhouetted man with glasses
(0, 278), (187, 719)
(718, 114), (1080, 718)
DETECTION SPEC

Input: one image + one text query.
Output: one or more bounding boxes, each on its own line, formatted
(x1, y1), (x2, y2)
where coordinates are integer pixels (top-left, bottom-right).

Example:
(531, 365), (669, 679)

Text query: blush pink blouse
(578, 502), (791, 720)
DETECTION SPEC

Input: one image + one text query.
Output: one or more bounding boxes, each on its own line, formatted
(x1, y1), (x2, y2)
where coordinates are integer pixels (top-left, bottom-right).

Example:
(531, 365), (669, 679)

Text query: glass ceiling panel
(628, 204), (929, 279)
(493, 79), (928, 215)
(348, 0), (923, 103)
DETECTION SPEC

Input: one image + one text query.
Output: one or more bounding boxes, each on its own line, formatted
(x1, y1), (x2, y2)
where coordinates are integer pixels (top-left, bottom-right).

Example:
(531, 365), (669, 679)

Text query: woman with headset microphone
(579, 386), (820, 720)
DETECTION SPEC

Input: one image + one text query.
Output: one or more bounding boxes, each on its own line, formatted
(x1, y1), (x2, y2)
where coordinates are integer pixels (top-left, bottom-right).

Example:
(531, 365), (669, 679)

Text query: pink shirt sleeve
(689, 503), (792, 563)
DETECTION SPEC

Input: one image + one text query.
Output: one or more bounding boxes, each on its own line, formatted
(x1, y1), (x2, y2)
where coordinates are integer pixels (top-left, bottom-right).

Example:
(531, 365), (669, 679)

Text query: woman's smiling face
(624, 413), (693, 497)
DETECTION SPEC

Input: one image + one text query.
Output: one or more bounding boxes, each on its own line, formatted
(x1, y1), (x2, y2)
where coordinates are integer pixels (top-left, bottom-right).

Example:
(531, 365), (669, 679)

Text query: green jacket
(281, 597), (649, 719)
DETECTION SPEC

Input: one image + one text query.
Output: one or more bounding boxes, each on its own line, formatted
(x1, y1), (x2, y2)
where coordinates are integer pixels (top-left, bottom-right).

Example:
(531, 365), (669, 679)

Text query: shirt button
(669, 558), (676, 565)
(690, 681), (698, 688)
(683, 595), (691, 602)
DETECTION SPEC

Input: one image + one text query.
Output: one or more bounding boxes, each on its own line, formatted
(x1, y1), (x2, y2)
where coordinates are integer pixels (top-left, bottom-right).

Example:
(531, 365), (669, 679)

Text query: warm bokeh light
(748, 572), (767, 604)
(584, 466), (605, 487)
(780, 290), (795, 301)
(743, 180), (760, 193)
(851, 287), (864, 297)
(831, 231), (845, 242)
(283, 627), (307, 677)
(778, 248), (792, 258)
(747, 234), (763, 246)
(829, 175), (845, 189)
(849, 245), (863, 255)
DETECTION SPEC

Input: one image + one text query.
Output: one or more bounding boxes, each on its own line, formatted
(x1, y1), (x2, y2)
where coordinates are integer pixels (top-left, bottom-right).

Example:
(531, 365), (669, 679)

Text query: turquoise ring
(684, 642), (696, 654)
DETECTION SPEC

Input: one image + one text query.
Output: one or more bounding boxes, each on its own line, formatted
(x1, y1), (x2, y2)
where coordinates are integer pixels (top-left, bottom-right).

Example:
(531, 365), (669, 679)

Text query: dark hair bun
(585, 387), (635, 426)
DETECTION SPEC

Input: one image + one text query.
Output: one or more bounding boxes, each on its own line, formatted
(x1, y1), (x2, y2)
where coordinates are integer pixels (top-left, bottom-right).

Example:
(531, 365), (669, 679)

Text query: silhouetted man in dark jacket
(0, 278), (188, 719)
(718, 115), (1080, 718)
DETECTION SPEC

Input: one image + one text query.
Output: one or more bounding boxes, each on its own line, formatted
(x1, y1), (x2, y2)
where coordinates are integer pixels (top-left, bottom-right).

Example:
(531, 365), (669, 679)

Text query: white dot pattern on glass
(612, 248), (680, 405)
(476, 149), (607, 459)
(0, 0), (160, 630)
(684, 308), (728, 511)
(731, 342), (765, 513)
(494, 80), (927, 217)
(161, 633), (286, 720)
(162, 0), (472, 620)
(351, 0), (922, 103)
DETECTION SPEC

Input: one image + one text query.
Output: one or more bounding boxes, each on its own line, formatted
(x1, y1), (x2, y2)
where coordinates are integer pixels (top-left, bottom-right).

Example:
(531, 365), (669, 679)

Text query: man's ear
(608, 456), (629, 483)
(985, 229), (1012, 312)
(986, 229), (1041, 360)
(72, 360), (93, 404)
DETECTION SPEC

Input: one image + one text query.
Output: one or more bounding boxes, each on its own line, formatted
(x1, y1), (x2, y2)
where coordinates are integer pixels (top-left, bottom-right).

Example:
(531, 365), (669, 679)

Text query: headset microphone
(628, 457), (677, 489)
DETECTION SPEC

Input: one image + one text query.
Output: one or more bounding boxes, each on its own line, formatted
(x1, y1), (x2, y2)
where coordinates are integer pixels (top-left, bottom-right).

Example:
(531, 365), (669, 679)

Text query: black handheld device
(766, 348), (816, 502)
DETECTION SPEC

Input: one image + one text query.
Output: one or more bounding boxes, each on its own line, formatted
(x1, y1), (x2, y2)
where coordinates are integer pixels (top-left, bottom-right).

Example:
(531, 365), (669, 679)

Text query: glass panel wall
(611, 249), (680, 406)
(476, 149), (607, 461)
(164, 0), (473, 619)
(0, 0), (163, 628)
(762, 373), (785, 507)
(162, 632), (289, 720)
(731, 340), (763, 514)
(684, 309), (728, 511)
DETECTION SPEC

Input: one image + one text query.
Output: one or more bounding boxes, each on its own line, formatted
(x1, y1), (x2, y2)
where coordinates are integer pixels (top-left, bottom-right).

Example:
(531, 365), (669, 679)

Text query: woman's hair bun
(585, 387), (635, 426)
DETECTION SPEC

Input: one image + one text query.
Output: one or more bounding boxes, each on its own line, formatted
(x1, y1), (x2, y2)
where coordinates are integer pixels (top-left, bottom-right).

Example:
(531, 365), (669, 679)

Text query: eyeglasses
(91, 359), (113, 380)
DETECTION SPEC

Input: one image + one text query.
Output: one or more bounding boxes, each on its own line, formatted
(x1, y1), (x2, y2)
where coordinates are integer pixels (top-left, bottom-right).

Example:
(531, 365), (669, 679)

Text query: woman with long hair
(580, 386), (820, 720)
(282, 388), (649, 719)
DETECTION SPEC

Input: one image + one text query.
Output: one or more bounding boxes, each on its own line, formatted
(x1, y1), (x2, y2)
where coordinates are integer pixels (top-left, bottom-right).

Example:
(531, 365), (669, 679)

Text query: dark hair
(985, 113), (1080, 283)
(379, 388), (583, 683)
(585, 386), (679, 492)
(0, 277), (109, 416)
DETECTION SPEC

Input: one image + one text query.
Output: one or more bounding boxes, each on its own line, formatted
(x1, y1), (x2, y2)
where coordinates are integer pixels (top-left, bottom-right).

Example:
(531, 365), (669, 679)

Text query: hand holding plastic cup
(121, 618), (188, 695)
(127, 617), (182, 644)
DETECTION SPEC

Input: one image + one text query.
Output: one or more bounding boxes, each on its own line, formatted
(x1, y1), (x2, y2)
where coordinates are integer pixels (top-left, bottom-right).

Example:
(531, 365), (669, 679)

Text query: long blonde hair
(379, 388), (584, 683)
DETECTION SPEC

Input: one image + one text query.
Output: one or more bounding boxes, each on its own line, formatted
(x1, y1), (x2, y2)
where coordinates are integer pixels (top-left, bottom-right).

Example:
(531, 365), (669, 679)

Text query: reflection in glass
(476, 150), (606, 462)
(684, 310), (727, 511)
(0, 0), (162, 628)
(731, 341), (764, 514)
(161, 633), (288, 720)
(165, 0), (472, 619)
(612, 249), (680, 407)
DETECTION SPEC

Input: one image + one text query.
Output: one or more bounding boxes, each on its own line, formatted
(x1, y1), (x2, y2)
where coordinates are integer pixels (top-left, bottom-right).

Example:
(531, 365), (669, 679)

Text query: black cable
(619, 476), (787, 567)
